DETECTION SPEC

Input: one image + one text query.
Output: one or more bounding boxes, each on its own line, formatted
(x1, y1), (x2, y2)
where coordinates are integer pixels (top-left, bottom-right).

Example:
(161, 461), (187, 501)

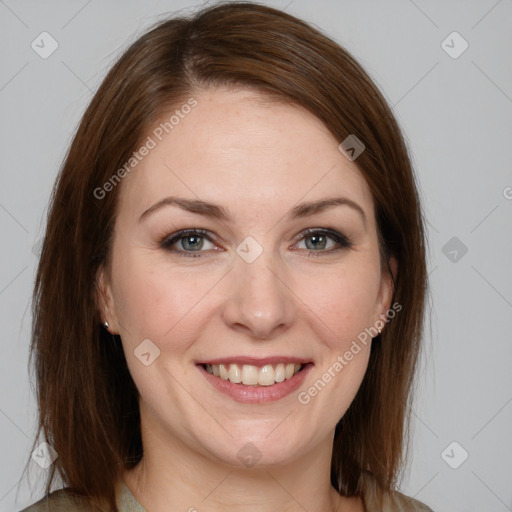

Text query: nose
(221, 249), (297, 340)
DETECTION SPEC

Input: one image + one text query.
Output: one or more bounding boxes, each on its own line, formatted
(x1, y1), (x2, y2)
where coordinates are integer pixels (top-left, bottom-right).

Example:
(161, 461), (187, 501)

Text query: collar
(115, 480), (147, 512)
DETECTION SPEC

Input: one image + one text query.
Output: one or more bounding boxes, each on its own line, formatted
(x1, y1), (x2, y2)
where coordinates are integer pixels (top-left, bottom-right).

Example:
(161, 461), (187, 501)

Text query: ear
(372, 255), (398, 334)
(95, 264), (119, 334)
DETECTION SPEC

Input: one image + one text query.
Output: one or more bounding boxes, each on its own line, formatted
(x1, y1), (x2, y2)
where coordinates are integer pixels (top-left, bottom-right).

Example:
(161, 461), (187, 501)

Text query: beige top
(20, 477), (434, 511)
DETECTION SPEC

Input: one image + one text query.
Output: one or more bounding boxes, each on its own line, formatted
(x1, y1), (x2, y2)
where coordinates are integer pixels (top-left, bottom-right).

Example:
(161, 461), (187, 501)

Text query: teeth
(258, 364), (275, 386)
(204, 362), (304, 386)
(274, 363), (286, 382)
(228, 364), (242, 383)
(242, 364), (258, 385)
(219, 364), (228, 380)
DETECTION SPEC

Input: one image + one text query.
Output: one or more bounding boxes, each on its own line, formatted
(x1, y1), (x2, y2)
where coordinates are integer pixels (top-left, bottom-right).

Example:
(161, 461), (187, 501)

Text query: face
(97, 86), (395, 468)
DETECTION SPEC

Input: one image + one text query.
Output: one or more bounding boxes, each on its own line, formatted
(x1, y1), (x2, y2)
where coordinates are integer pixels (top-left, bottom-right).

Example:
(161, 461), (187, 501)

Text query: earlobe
(387, 256), (398, 294)
(373, 255), (398, 331)
(95, 265), (118, 333)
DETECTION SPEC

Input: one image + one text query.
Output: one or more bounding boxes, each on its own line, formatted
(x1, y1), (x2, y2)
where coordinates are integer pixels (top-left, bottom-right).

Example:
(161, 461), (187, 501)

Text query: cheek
(294, 266), (378, 421)
(297, 262), (381, 348)
(112, 253), (219, 343)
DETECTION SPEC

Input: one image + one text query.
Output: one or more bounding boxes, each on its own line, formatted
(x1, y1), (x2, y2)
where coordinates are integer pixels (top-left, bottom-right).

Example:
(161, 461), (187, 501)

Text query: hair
(23, 2), (428, 511)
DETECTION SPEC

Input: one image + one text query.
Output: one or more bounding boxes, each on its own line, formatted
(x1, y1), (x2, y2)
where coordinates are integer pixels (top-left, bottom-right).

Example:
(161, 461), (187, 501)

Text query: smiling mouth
(201, 362), (308, 386)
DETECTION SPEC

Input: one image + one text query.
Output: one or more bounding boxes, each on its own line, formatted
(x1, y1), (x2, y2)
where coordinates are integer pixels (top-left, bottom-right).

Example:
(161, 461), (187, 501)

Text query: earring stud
(104, 321), (109, 329)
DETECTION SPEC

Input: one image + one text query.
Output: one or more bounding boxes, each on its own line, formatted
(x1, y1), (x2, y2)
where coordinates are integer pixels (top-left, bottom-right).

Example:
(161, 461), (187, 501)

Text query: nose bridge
(222, 241), (296, 338)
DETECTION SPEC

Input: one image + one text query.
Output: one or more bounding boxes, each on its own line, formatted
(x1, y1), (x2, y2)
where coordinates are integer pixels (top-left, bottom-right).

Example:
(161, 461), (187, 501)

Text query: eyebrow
(138, 196), (367, 228)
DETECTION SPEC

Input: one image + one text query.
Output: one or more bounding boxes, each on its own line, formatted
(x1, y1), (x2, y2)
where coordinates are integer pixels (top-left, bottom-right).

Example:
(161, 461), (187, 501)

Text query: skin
(97, 86), (396, 512)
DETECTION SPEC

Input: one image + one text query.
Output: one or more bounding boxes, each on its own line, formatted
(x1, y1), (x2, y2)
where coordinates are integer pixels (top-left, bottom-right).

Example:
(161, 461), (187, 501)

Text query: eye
(292, 228), (353, 256)
(160, 229), (218, 257)
(160, 228), (353, 258)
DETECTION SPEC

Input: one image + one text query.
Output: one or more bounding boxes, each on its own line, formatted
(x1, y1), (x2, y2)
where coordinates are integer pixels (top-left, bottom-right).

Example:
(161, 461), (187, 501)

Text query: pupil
(184, 235), (202, 251)
(307, 234), (325, 250)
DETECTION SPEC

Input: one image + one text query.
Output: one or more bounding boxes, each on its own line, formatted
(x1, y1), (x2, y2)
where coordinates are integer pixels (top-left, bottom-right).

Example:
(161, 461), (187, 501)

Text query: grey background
(1, 0), (511, 511)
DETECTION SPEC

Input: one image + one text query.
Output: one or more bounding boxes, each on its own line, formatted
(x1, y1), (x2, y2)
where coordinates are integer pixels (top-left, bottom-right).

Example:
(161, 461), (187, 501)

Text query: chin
(197, 431), (307, 470)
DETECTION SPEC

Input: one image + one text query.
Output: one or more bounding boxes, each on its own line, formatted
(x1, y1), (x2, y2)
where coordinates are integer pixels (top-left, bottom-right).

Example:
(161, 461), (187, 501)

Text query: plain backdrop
(1, 1), (511, 511)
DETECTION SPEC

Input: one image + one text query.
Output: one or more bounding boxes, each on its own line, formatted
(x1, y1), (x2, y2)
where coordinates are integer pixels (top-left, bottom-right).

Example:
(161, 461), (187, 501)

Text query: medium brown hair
(23, 2), (428, 510)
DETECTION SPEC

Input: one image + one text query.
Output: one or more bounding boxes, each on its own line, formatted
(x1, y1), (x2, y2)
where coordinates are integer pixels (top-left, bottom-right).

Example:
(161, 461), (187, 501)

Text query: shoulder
(360, 470), (434, 512)
(385, 489), (434, 512)
(19, 488), (109, 512)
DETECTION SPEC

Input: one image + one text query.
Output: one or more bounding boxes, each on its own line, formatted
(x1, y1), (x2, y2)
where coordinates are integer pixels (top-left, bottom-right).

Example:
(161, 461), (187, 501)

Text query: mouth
(201, 362), (306, 386)
(196, 359), (314, 404)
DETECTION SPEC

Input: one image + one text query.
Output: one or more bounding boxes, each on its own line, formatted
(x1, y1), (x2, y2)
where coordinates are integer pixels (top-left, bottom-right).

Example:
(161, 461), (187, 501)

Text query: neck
(122, 404), (352, 512)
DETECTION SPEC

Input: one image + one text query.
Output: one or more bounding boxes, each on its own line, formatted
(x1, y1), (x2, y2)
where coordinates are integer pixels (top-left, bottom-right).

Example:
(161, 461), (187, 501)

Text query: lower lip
(197, 363), (313, 404)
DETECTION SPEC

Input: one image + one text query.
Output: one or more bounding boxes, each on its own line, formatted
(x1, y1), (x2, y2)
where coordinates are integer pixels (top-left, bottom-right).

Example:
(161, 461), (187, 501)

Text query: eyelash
(159, 228), (353, 258)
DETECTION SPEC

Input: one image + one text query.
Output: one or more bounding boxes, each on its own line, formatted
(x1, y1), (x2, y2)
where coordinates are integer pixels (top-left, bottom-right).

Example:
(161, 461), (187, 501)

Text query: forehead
(116, 87), (374, 224)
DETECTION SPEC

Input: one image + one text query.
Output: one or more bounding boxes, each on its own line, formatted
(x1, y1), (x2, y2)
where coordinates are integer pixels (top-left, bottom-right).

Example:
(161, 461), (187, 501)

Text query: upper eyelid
(161, 228), (351, 250)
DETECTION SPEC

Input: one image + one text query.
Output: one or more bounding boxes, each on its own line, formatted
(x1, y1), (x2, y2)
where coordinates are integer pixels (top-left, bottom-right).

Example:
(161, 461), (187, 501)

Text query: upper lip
(196, 356), (313, 366)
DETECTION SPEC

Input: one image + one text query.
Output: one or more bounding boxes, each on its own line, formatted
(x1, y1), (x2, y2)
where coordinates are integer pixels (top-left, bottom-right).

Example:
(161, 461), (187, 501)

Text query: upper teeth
(204, 363), (303, 386)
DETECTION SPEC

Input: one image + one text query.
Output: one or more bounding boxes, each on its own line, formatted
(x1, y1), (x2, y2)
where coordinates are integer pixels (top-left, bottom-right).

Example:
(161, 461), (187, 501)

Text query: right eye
(160, 229), (219, 257)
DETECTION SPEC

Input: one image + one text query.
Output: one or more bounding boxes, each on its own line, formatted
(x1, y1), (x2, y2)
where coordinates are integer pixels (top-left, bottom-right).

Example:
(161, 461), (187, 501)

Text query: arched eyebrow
(138, 196), (367, 230)
(289, 197), (367, 230)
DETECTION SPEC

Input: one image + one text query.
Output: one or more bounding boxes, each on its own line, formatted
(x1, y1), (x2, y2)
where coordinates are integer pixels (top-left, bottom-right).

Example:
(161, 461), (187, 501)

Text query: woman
(21, 2), (432, 511)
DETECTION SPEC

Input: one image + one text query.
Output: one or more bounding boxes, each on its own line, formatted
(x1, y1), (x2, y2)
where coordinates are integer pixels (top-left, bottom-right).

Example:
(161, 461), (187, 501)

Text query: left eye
(295, 229), (349, 252)
(160, 228), (352, 257)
